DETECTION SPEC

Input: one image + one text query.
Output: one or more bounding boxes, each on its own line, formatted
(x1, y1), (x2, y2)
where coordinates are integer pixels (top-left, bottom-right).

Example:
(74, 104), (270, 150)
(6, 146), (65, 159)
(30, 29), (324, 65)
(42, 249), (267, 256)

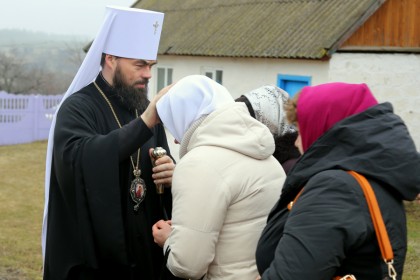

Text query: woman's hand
(152, 220), (173, 247)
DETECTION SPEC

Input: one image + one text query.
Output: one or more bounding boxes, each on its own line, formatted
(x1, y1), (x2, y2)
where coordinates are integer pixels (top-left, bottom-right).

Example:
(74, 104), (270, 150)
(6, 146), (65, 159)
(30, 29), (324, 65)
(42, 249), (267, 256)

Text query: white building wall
(329, 53), (420, 151)
(155, 54), (420, 157)
(154, 55), (329, 98)
(153, 55), (330, 160)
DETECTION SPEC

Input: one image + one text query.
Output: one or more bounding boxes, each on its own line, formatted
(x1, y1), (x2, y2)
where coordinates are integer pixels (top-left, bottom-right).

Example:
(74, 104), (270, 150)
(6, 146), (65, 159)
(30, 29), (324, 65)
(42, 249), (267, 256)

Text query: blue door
(277, 74), (311, 97)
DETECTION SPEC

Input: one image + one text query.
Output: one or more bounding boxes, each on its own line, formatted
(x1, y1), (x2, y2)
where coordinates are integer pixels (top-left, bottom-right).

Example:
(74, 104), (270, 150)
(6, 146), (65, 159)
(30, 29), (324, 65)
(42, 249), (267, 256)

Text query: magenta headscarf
(297, 83), (378, 152)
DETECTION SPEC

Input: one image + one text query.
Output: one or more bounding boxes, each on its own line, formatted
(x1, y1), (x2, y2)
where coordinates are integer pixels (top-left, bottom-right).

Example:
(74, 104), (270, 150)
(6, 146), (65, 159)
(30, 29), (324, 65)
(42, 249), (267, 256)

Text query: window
(202, 68), (223, 84)
(157, 67), (173, 92)
(277, 74), (311, 97)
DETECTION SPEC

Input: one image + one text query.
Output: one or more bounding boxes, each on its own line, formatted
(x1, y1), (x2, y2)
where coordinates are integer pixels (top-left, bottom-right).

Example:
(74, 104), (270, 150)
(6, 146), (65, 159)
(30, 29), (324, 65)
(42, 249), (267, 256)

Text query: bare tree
(0, 31), (86, 95)
(63, 41), (86, 68)
(0, 52), (26, 93)
(17, 67), (48, 94)
(0, 51), (74, 94)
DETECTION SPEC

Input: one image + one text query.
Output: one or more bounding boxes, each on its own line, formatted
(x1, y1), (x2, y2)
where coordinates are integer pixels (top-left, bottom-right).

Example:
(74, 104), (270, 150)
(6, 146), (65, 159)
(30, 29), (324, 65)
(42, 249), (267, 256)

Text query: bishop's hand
(141, 83), (174, 128)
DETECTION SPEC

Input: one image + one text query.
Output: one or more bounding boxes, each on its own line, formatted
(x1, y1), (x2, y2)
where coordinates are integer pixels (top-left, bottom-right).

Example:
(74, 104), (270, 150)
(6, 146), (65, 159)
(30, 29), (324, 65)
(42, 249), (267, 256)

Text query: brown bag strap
(287, 188), (304, 210)
(287, 170), (397, 280)
(347, 171), (393, 261)
(347, 171), (397, 280)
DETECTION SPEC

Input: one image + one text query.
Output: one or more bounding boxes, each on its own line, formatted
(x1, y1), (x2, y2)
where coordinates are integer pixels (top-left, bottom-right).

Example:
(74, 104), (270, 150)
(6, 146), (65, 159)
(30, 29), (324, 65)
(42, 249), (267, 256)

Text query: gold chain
(94, 81), (140, 171)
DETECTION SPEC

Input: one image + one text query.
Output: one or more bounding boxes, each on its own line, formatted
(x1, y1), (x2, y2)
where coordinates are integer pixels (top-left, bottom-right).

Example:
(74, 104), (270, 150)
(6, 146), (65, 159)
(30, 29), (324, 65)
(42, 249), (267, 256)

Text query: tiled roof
(133, 0), (386, 59)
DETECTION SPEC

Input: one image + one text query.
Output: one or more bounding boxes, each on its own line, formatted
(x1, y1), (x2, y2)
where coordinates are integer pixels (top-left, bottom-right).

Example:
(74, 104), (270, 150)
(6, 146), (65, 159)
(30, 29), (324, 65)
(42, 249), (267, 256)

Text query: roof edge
(158, 53), (329, 61)
(338, 46), (420, 53)
(326, 0), (387, 57)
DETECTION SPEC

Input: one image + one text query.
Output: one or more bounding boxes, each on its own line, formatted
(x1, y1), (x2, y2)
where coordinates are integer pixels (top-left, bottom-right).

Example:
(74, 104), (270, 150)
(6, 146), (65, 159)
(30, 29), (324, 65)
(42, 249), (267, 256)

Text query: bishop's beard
(112, 67), (149, 113)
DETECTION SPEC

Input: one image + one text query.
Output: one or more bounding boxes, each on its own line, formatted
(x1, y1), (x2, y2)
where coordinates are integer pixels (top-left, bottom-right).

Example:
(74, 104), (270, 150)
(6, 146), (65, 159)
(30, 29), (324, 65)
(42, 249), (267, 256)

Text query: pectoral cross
(153, 21), (160, 35)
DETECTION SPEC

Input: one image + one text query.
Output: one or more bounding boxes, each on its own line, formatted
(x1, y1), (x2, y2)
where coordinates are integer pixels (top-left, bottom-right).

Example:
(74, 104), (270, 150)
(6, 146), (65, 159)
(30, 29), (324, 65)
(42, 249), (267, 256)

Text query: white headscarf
(244, 85), (296, 136)
(42, 6), (164, 261)
(156, 75), (234, 143)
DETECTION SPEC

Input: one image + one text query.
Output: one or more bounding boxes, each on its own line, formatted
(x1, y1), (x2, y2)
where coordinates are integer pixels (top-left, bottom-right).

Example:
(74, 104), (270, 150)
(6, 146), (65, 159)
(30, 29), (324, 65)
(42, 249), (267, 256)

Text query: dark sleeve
(261, 171), (369, 280)
(55, 94), (153, 170)
(118, 117), (154, 160)
(53, 95), (153, 263)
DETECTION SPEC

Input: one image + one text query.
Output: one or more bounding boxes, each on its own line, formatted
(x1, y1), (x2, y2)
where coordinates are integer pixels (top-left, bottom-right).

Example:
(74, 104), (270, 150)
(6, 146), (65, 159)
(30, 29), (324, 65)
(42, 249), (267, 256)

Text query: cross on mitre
(153, 21), (160, 35)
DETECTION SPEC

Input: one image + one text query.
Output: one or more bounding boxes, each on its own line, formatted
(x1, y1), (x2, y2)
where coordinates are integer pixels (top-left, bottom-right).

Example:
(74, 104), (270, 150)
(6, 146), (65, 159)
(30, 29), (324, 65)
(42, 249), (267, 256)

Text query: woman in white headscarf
(152, 75), (285, 280)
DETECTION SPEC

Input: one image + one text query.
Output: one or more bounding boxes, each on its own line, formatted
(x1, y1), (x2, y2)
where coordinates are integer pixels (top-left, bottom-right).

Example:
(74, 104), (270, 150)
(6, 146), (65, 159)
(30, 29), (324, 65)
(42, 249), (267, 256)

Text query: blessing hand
(141, 83), (174, 128)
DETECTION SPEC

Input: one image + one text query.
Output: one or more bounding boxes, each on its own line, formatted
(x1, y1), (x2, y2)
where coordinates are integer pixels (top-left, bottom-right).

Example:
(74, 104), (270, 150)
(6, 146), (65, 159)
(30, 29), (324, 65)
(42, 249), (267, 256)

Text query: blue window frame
(277, 74), (311, 97)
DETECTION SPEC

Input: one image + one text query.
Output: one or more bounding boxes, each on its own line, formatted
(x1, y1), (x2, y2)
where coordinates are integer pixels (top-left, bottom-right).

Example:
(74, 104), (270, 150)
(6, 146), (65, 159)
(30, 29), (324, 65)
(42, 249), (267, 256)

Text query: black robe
(44, 75), (179, 280)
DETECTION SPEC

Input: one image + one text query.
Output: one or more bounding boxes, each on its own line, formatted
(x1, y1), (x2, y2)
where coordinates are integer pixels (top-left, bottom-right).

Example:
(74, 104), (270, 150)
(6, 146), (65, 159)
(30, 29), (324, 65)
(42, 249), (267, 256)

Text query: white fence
(0, 91), (63, 146)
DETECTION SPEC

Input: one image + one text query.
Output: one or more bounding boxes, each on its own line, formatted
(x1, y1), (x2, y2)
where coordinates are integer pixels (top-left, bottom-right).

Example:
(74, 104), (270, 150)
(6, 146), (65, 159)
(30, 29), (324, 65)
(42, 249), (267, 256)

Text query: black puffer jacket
(256, 103), (420, 280)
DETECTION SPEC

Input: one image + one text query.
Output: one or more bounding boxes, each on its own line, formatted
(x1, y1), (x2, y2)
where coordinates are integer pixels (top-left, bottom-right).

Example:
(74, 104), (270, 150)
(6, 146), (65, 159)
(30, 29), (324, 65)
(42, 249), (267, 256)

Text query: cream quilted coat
(164, 103), (286, 280)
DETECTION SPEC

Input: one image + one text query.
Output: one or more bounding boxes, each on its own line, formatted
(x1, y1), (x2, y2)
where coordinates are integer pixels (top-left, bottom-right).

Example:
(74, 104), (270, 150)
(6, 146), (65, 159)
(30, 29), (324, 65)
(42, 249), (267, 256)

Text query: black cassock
(44, 75), (180, 280)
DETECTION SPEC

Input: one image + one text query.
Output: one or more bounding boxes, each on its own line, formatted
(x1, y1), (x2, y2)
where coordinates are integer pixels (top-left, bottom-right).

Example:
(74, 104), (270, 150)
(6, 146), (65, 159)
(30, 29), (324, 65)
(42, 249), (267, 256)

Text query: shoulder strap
(287, 188), (304, 210)
(287, 171), (397, 280)
(347, 171), (397, 280)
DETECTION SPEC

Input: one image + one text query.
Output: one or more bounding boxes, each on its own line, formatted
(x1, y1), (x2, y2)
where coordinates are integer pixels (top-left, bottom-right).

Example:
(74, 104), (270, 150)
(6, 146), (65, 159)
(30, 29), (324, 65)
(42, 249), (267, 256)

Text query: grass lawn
(404, 201), (420, 279)
(0, 141), (419, 279)
(0, 141), (45, 280)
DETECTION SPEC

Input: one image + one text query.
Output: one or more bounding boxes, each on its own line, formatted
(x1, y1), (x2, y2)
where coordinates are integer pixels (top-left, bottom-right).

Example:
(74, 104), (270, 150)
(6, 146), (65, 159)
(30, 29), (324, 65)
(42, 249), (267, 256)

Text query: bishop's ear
(103, 54), (119, 69)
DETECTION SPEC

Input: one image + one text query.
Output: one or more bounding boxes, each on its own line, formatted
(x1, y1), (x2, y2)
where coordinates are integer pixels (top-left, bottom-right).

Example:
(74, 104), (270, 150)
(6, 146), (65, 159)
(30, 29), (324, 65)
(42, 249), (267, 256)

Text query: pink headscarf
(297, 83), (378, 152)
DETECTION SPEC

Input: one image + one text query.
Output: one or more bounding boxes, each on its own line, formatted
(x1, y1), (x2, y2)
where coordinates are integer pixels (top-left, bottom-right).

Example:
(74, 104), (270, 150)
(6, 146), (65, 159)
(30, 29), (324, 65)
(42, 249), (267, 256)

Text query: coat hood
(183, 102), (275, 160)
(283, 102), (420, 202)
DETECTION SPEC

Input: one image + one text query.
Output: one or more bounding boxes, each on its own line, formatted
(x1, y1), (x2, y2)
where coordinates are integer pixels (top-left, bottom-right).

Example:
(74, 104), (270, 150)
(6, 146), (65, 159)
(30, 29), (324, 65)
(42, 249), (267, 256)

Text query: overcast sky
(1, 0), (135, 38)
